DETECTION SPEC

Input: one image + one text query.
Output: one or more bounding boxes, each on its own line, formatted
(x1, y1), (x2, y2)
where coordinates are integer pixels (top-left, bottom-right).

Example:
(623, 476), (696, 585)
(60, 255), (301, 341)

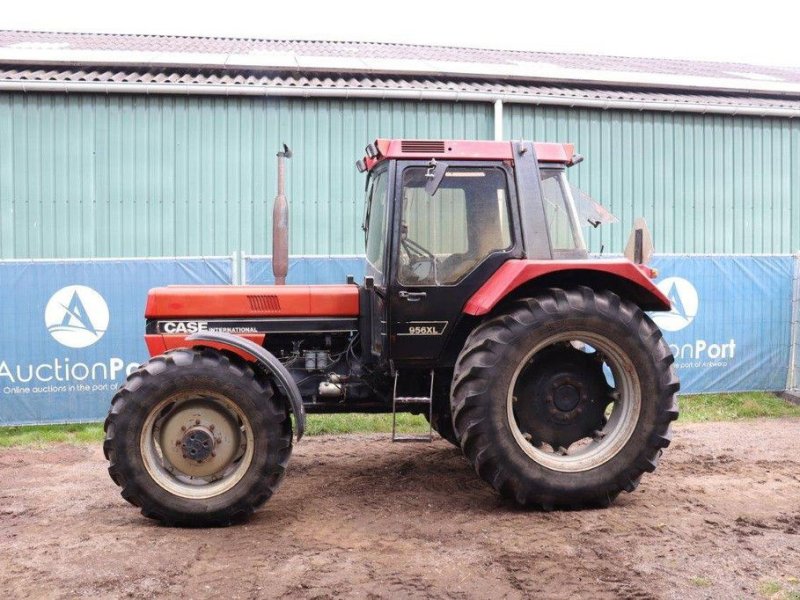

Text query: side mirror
(424, 159), (448, 196)
(623, 217), (654, 264)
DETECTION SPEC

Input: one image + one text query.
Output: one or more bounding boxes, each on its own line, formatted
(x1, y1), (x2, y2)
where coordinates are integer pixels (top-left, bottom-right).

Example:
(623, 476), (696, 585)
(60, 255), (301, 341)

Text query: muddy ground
(1, 419), (799, 599)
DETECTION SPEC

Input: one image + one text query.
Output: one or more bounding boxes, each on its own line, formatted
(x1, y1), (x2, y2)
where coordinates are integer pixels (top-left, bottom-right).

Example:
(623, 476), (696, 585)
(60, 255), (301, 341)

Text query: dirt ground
(1, 419), (799, 600)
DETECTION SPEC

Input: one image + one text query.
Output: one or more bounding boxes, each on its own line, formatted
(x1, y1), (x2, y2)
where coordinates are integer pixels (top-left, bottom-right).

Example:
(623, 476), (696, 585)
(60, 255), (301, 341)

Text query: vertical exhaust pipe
(273, 144), (292, 285)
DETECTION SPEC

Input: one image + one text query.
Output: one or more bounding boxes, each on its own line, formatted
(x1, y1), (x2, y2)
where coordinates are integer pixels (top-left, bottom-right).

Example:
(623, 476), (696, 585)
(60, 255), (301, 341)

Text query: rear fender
(464, 259), (670, 316)
(187, 331), (306, 441)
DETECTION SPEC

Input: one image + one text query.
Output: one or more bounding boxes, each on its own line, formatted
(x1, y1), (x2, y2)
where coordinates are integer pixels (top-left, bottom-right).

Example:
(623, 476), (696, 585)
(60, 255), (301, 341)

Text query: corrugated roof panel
(1, 30), (800, 95)
(0, 30), (795, 81)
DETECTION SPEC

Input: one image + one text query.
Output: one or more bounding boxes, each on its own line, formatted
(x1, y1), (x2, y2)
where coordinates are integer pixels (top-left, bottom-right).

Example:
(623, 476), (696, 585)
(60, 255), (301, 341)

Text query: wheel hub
(549, 377), (584, 414)
(181, 426), (215, 463)
(513, 345), (613, 450)
(155, 398), (244, 479)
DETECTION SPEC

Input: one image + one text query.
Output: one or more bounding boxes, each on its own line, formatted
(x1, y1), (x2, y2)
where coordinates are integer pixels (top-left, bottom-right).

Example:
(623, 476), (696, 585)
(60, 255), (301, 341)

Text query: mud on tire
(103, 347), (292, 526)
(450, 286), (679, 509)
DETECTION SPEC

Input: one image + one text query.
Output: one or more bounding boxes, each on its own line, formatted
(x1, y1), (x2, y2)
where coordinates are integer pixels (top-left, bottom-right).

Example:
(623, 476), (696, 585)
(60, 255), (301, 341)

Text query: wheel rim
(506, 331), (641, 473)
(140, 392), (256, 500)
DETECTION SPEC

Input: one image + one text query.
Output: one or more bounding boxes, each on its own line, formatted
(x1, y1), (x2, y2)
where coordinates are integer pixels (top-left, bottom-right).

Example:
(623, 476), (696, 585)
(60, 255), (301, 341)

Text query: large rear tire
(451, 287), (679, 509)
(424, 373), (460, 447)
(425, 403), (460, 447)
(103, 347), (292, 526)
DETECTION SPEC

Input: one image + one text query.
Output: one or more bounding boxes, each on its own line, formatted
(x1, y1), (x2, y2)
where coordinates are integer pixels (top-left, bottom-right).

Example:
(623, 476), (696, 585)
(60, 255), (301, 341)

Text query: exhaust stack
(273, 144), (292, 285)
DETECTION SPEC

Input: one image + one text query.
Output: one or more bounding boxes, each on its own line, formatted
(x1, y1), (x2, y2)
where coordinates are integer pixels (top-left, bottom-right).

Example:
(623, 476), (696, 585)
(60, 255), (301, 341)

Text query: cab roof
(359, 139), (576, 172)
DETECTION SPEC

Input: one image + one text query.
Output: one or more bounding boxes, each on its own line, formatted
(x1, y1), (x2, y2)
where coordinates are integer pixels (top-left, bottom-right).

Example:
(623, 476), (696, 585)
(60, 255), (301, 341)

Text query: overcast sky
(4, 0), (800, 68)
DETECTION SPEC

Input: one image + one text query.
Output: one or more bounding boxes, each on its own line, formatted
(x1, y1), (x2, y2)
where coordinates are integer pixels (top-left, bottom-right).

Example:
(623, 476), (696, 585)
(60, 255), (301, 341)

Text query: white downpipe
(0, 80), (799, 118)
(494, 99), (503, 140)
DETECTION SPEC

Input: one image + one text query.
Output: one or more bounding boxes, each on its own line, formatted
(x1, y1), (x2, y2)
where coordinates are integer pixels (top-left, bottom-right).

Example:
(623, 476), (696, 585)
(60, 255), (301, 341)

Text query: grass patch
(758, 579), (800, 599)
(0, 423), (104, 448)
(679, 393), (800, 422)
(304, 413), (428, 436)
(689, 576), (712, 588)
(1, 393), (798, 447)
(0, 414), (429, 447)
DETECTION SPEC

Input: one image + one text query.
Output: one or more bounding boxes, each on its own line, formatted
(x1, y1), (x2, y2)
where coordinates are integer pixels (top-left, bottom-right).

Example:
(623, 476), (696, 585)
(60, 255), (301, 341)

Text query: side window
(365, 169), (389, 278)
(399, 166), (512, 286)
(541, 170), (583, 251)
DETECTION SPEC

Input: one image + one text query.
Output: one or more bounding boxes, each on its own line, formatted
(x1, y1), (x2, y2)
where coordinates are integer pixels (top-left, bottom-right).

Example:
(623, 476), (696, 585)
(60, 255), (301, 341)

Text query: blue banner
(0, 258), (231, 425)
(245, 255), (365, 285)
(0, 254), (794, 425)
(649, 256), (794, 393)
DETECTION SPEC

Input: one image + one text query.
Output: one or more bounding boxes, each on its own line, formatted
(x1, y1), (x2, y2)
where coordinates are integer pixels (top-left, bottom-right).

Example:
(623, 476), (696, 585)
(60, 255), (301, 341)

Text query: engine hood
(145, 285), (360, 319)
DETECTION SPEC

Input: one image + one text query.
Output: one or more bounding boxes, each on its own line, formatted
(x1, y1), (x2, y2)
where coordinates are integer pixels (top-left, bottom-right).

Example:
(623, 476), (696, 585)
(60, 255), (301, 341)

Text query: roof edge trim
(0, 79), (798, 118)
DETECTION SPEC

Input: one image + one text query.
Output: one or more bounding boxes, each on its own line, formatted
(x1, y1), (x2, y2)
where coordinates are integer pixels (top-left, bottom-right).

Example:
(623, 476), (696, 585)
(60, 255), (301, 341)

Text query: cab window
(541, 170), (585, 252)
(399, 166), (512, 286)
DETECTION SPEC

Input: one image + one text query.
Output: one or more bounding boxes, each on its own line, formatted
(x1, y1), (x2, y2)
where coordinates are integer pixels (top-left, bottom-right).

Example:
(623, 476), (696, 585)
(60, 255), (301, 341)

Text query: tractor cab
(357, 140), (592, 365)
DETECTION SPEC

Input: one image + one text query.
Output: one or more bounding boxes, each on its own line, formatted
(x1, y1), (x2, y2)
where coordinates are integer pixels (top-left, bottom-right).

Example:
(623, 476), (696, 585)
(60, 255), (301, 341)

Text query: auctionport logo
(652, 277), (698, 332)
(44, 285), (109, 348)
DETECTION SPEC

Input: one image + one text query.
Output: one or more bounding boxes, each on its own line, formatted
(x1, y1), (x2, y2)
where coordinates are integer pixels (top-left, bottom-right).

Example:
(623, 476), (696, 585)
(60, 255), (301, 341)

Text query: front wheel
(103, 347), (292, 526)
(451, 287), (679, 509)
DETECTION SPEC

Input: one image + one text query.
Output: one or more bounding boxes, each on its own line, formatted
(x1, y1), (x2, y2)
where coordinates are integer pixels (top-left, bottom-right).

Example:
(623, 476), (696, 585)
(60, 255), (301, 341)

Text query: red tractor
(104, 139), (679, 526)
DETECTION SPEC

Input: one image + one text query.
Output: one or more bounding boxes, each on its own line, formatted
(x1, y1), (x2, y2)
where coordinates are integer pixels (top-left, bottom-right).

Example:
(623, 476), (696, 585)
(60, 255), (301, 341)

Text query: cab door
(387, 161), (521, 364)
(363, 163), (392, 362)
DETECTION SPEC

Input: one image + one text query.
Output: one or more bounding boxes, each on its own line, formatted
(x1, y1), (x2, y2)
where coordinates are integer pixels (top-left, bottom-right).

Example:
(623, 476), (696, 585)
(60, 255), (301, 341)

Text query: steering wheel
(400, 236), (438, 284)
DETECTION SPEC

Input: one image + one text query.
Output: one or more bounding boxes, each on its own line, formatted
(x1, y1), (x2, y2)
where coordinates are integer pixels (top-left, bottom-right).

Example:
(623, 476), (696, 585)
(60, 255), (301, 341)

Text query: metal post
(231, 251), (239, 285)
(787, 253), (800, 400)
(493, 99), (503, 141)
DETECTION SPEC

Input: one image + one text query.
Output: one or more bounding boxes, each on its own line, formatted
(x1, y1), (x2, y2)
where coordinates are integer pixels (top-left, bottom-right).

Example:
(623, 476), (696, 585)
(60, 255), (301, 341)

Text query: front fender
(187, 331), (306, 441)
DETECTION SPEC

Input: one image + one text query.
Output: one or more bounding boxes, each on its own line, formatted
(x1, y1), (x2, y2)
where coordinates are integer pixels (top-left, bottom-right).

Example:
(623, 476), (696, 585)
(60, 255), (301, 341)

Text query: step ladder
(391, 370), (434, 442)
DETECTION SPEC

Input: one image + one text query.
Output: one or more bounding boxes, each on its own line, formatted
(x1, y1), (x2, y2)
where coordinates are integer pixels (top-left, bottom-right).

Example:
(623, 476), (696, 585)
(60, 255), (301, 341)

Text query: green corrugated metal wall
(0, 92), (492, 259)
(505, 104), (800, 254)
(0, 91), (798, 259)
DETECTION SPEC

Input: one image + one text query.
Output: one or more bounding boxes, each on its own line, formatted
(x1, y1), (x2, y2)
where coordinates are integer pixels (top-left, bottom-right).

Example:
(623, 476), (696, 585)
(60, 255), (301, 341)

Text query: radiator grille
(247, 295), (281, 312)
(401, 140), (446, 153)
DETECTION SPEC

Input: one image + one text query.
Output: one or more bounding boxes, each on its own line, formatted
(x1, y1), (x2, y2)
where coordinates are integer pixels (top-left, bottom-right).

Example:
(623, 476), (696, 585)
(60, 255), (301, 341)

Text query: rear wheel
(451, 287), (679, 508)
(425, 402), (460, 447)
(104, 347), (292, 526)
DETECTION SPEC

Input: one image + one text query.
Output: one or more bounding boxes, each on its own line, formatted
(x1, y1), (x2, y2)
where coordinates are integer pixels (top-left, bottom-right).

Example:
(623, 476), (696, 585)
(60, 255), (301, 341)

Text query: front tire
(103, 347), (292, 526)
(451, 287), (679, 509)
